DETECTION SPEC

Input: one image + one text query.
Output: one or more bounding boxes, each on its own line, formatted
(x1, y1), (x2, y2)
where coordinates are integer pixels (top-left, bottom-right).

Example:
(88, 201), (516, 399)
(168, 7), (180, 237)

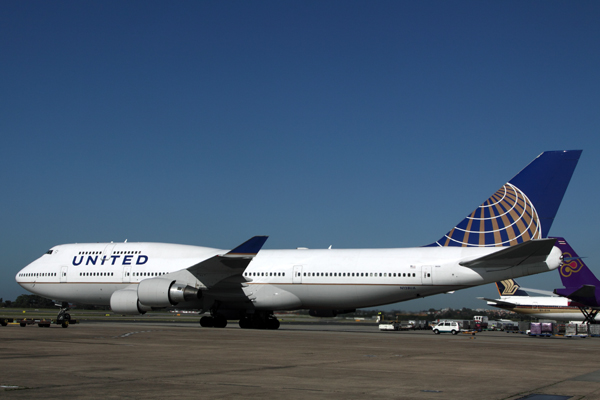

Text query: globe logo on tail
(441, 183), (541, 247)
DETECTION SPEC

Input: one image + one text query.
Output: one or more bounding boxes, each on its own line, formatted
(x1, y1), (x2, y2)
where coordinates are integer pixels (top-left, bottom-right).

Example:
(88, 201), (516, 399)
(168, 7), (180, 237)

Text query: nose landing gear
(56, 302), (72, 328)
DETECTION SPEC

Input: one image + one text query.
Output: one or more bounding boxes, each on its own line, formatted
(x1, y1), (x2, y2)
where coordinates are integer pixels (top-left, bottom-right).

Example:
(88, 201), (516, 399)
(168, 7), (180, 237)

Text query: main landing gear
(197, 311), (280, 330)
(238, 312), (280, 330)
(199, 314), (228, 328)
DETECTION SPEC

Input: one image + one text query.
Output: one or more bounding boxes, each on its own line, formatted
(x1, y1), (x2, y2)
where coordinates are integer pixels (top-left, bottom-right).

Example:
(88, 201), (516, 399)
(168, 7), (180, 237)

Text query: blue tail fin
(496, 279), (529, 296)
(429, 150), (581, 247)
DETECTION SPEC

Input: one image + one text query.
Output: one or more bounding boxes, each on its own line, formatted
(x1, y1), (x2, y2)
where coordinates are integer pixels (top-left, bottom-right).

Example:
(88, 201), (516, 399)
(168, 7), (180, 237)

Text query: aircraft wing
(477, 297), (517, 308)
(459, 238), (557, 269)
(165, 236), (268, 289)
(189, 235), (268, 288)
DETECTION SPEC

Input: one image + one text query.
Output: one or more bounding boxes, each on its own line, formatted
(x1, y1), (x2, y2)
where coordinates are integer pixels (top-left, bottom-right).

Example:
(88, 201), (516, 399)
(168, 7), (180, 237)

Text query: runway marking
(115, 330), (154, 338)
(1, 385), (25, 390)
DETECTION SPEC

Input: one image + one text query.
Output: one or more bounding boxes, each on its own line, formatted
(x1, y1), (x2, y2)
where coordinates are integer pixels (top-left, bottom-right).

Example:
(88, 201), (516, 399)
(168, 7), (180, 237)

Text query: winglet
(223, 236), (268, 259)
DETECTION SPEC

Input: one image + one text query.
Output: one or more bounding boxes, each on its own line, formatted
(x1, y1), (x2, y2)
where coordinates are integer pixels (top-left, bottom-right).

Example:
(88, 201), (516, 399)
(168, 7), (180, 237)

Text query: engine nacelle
(110, 288), (152, 315)
(137, 278), (200, 307)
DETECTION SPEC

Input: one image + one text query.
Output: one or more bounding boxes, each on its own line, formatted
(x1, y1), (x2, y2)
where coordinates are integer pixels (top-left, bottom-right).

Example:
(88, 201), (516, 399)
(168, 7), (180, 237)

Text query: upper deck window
(46, 250), (53, 255)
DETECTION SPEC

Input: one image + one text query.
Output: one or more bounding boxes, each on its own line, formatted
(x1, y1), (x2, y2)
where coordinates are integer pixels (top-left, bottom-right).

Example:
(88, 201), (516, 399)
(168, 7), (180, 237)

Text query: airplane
(481, 238), (600, 322)
(480, 278), (590, 321)
(554, 237), (600, 323)
(15, 150), (581, 329)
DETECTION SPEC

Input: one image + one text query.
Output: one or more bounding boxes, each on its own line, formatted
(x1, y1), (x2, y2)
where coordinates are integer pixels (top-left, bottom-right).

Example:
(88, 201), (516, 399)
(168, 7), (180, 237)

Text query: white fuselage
(488, 296), (594, 321)
(16, 242), (562, 312)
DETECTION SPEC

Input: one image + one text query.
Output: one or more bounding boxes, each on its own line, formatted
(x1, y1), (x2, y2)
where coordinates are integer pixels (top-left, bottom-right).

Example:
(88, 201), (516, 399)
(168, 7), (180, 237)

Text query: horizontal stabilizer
(554, 285), (599, 307)
(478, 297), (517, 308)
(460, 238), (557, 268)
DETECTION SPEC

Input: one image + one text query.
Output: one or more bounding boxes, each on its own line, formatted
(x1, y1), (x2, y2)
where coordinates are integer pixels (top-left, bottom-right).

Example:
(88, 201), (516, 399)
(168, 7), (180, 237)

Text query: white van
(432, 321), (460, 335)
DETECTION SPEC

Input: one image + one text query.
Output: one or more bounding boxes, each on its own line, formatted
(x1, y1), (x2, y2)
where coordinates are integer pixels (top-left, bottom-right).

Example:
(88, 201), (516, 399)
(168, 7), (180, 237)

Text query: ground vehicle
(432, 321), (461, 335)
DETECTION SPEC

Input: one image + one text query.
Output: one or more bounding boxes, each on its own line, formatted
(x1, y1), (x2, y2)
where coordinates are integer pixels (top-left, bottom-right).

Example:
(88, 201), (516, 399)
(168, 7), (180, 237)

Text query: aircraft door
(60, 266), (68, 283)
(421, 266), (432, 285)
(293, 265), (303, 284)
(122, 266), (131, 283)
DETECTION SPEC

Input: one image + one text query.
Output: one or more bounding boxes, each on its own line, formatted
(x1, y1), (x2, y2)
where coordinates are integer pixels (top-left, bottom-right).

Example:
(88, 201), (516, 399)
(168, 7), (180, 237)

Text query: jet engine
(110, 287), (152, 315)
(137, 278), (200, 307)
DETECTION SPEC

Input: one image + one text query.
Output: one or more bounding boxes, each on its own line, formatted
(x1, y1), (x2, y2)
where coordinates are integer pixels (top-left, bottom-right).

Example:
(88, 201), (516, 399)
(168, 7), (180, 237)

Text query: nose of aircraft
(15, 258), (41, 287)
(15, 264), (30, 287)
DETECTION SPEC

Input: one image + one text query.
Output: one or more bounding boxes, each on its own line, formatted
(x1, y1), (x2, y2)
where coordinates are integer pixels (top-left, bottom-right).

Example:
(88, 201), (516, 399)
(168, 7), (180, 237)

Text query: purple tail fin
(552, 237), (600, 288)
(552, 237), (600, 307)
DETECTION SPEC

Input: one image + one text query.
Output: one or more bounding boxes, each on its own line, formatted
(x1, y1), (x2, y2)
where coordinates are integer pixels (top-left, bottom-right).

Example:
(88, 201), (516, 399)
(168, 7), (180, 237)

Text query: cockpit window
(46, 250), (53, 255)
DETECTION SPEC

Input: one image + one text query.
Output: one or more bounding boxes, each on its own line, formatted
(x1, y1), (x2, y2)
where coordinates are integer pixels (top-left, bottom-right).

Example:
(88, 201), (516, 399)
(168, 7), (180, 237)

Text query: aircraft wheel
(252, 316), (266, 330)
(266, 318), (280, 330)
(61, 321), (69, 328)
(213, 316), (227, 328)
(199, 316), (214, 328)
(239, 317), (252, 329)
(433, 329), (439, 335)
(1, 319), (8, 326)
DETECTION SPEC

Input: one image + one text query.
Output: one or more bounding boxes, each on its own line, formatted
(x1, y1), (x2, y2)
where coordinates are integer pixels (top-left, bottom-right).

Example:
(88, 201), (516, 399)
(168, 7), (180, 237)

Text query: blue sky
(2, 1), (599, 311)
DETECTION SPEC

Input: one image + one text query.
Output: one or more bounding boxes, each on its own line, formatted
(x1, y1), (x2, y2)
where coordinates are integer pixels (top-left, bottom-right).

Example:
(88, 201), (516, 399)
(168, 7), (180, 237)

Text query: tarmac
(2, 321), (600, 399)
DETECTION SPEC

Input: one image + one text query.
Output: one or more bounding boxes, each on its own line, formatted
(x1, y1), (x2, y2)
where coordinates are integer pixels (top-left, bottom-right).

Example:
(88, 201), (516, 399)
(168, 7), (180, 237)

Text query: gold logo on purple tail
(560, 252), (583, 277)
